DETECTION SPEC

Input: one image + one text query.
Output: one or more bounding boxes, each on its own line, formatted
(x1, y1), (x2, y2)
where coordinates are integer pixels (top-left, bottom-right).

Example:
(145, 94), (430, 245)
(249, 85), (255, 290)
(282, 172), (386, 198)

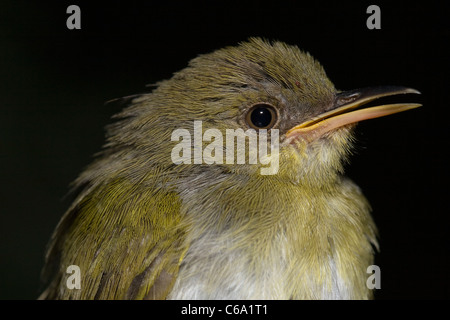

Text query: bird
(39, 38), (421, 300)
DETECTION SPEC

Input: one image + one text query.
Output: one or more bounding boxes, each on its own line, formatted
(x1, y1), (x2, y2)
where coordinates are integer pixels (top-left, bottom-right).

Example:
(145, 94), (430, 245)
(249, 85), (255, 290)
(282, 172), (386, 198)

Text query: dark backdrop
(0, 0), (448, 299)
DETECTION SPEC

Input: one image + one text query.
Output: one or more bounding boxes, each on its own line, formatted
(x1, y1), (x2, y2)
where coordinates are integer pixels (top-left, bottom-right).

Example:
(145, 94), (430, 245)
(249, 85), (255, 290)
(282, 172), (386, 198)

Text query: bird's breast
(169, 176), (376, 299)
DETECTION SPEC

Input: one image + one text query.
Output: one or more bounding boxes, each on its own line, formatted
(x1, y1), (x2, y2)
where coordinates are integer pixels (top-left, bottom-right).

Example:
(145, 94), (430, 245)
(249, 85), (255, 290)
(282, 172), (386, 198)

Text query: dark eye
(246, 104), (277, 129)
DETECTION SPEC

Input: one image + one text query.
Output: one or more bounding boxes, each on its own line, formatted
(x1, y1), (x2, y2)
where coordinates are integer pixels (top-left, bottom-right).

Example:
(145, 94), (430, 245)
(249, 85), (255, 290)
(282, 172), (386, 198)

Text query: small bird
(40, 38), (420, 300)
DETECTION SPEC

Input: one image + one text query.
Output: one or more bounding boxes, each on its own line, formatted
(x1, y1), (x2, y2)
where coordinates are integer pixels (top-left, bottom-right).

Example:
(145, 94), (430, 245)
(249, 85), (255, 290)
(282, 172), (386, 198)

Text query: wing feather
(40, 177), (188, 300)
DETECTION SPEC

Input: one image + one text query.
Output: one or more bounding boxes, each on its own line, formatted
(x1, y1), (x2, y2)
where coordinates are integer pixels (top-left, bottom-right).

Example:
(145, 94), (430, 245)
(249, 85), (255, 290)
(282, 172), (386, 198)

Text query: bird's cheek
(288, 122), (356, 145)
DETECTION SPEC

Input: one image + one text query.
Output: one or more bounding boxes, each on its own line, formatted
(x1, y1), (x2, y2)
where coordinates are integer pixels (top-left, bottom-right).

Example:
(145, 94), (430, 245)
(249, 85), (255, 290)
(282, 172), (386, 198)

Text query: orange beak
(286, 86), (421, 141)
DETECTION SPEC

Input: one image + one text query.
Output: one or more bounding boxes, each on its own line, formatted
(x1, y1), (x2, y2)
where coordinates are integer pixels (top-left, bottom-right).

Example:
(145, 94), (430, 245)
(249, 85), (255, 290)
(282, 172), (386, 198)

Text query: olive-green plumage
(40, 38), (381, 299)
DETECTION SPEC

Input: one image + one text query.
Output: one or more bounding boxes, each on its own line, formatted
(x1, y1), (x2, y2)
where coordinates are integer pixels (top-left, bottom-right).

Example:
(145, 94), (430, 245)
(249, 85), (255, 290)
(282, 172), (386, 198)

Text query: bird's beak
(286, 86), (421, 141)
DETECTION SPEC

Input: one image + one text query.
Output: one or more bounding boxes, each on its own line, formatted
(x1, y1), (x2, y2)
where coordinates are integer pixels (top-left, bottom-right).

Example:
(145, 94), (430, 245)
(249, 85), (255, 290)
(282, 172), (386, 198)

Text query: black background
(0, 0), (448, 300)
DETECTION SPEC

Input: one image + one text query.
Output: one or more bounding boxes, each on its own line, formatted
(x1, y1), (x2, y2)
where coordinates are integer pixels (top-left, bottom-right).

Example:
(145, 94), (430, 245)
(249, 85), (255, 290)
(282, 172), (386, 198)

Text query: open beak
(286, 86), (421, 141)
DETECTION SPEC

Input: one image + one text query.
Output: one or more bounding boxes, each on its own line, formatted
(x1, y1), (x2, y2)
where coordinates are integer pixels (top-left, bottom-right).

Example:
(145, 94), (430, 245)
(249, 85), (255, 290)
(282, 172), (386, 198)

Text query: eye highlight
(246, 104), (278, 129)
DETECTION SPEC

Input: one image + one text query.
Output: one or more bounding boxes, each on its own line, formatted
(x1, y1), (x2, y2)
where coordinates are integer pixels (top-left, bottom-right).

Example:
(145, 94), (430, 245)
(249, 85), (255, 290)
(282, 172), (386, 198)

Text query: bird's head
(92, 38), (420, 188)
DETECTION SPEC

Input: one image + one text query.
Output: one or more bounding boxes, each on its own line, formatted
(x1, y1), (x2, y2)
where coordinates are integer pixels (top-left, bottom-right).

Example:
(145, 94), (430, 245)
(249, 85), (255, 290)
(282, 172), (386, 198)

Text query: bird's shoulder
(40, 176), (189, 299)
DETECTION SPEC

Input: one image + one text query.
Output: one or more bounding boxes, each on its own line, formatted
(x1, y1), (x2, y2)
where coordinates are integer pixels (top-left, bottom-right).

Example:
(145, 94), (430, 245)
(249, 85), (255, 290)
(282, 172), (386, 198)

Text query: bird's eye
(246, 104), (278, 129)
